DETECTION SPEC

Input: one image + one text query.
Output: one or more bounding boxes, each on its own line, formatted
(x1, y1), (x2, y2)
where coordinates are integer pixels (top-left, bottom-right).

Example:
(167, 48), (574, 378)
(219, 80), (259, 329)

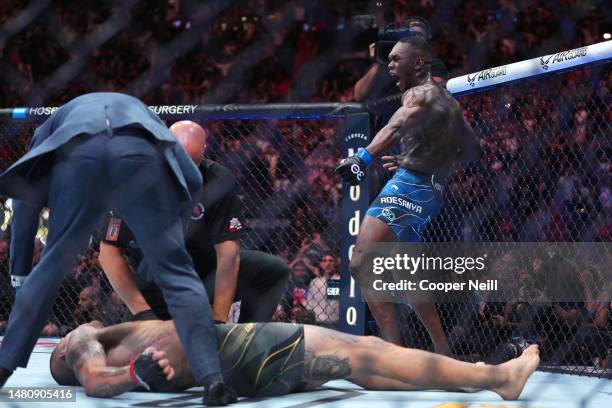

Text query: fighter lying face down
(50, 320), (539, 401)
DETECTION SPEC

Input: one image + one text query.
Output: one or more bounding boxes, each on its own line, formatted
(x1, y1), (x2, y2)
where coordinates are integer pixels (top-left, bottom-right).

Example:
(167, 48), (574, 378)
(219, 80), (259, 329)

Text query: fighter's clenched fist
(335, 148), (372, 185)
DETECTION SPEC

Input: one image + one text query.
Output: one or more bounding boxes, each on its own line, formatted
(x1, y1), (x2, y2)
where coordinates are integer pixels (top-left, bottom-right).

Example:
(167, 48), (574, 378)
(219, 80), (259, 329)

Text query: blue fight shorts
(366, 168), (443, 242)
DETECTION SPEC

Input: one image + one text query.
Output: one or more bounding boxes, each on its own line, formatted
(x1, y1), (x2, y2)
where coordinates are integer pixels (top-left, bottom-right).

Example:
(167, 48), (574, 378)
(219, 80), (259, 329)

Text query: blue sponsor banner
(12, 107), (28, 119)
(339, 112), (370, 335)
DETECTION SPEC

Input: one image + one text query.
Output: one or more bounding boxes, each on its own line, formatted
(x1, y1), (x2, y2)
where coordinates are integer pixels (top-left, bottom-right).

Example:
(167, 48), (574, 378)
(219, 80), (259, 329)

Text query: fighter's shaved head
(169, 120), (208, 165)
(50, 340), (79, 386)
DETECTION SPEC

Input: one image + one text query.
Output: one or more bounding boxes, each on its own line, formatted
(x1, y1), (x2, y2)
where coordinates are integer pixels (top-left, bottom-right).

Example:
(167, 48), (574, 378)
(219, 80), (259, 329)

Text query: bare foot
(492, 345), (540, 400)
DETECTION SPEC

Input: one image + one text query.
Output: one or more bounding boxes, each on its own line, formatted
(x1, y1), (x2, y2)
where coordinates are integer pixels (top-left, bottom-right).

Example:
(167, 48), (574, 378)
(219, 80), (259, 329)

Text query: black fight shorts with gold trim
(215, 322), (305, 397)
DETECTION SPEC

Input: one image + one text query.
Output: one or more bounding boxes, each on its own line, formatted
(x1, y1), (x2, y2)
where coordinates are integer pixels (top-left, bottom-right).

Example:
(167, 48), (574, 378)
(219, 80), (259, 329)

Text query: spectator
(41, 322), (59, 337)
(290, 304), (316, 324)
(73, 285), (102, 325)
(288, 260), (312, 291)
(306, 254), (340, 326)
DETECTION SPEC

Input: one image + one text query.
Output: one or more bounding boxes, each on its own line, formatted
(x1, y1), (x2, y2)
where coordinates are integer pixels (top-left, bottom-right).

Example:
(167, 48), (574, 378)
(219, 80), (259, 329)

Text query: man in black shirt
(99, 121), (289, 323)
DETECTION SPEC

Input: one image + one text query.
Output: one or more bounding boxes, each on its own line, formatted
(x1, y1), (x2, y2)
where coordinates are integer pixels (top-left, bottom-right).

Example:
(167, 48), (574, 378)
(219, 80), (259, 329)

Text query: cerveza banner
(446, 40), (612, 95)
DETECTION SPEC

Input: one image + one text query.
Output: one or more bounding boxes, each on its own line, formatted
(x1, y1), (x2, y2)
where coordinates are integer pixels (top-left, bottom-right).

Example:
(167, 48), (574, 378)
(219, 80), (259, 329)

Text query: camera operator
(354, 16), (448, 103)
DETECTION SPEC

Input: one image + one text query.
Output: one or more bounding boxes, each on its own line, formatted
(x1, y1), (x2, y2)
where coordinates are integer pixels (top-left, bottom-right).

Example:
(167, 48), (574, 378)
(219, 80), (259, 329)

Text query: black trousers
(135, 249), (289, 323)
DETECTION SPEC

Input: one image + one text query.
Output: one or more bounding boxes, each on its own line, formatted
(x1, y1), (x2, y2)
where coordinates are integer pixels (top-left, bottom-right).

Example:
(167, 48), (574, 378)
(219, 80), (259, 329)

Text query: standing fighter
(336, 37), (480, 354)
(99, 121), (289, 323)
(0, 93), (237, 405)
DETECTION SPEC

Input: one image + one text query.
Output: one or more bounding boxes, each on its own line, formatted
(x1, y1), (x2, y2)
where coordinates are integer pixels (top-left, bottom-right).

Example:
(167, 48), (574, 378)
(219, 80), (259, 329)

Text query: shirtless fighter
(50, 320), (538, 402)
(336, 37), (481, 354)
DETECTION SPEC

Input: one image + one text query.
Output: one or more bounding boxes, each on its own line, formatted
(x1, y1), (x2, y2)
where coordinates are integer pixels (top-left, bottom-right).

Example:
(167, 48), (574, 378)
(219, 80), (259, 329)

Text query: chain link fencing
(205, 116), (346, 326)
(0, 109), (360, 335)
(374, 62), (611, 377)
(0, 29), (609, 378)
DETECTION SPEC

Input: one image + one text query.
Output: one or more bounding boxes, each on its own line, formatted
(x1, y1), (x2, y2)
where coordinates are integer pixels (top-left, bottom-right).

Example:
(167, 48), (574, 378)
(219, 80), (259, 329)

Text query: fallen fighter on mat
(50, 320), (539, 402)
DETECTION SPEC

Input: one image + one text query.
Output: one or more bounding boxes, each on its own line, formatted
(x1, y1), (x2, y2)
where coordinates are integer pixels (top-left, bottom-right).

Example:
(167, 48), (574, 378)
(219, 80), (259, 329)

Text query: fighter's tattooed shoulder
(403, 84), (436, 107)
(66, 329), (106, 371)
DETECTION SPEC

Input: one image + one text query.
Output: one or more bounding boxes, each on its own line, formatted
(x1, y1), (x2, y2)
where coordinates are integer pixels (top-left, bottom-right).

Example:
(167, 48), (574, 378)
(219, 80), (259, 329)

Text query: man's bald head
(169, 120), (208, 165)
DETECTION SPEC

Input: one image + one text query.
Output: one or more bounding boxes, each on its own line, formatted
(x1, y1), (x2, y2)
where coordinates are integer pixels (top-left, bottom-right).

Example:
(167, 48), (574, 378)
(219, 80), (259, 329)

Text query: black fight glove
(129, 348), (172, 392)
(203, 379), (238, 406)
(335, 156), (367, 186)
(131, 309), (160, 321)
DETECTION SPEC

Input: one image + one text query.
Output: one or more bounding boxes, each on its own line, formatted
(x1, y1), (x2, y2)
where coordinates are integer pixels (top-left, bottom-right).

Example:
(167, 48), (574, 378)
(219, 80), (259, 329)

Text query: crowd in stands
(0, 0), (607, 107)
(0, 0), (609, 368)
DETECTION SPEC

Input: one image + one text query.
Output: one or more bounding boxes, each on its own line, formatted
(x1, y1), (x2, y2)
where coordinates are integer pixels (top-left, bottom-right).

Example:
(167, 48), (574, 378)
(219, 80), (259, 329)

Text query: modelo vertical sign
(339, 113), (370, 335)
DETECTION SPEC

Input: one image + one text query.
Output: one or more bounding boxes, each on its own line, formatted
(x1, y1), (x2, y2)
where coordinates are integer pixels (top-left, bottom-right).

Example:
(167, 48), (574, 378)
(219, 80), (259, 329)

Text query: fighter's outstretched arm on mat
(99, 241), (152, 315)
(364, 86), (431, 157)
(65, 326), (137, 398)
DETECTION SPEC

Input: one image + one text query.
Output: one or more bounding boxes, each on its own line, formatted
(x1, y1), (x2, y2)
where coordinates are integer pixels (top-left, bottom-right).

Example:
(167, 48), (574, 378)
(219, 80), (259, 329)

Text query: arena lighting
(604, 33), (611, 40)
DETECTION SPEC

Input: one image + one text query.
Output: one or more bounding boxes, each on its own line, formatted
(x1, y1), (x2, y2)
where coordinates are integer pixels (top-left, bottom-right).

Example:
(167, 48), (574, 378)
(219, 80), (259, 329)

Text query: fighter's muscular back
(363, 79), (476, 183)
(393, 81), (473, 179)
